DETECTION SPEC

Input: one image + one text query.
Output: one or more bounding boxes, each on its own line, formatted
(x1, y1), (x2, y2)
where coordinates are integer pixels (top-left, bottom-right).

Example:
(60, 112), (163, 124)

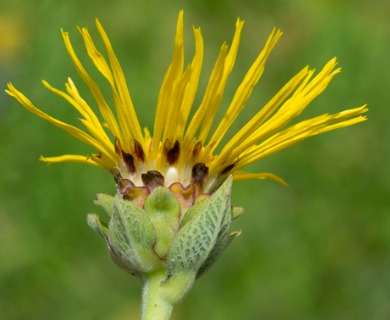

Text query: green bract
(87, 176), (240, 287)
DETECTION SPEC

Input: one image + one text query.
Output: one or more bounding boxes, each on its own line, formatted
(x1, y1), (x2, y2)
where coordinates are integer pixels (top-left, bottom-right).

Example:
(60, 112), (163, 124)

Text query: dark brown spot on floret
(191, 163), (209, 185)
(122, 151), (135, 174)
(114, 138), (122, 155)
(115, 137), (136, 173)
(192, 141), (202, 160)
(133, 139), (145, 162)
(142, 170), (165, 189)
(166, 140), (180, 165)
(117, 178), (135, 196)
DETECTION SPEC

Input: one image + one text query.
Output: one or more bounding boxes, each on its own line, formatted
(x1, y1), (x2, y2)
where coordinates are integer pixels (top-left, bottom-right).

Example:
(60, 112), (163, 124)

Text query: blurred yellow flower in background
(0, 13), (27, 65)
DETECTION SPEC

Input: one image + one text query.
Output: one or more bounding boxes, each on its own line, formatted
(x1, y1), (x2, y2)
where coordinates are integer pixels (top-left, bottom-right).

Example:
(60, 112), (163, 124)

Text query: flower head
(6, 11), (367, 204)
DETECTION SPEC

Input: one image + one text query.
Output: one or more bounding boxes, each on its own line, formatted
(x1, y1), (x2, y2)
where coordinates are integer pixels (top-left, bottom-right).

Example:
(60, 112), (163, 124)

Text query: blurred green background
(1, 0), (389, 319)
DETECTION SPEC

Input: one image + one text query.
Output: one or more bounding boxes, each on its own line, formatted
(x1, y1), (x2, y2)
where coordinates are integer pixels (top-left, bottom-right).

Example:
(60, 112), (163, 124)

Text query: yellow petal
(207, 28), (283, 152)
(175, 26), (204, 141)
(40, 154), (113, 169)
(233, 171), (288, 186)
(197, 19), (245, 144)
(183, 44), (229, 147)
(61, 30), (122, 143)
(6, 83), (117, 165)
(222, 58), (341, 166)
(95, 19), (145, 149)
(153, 10), (184, 157)
(213, 65), (310, 170)
(237, 105), (368, 167)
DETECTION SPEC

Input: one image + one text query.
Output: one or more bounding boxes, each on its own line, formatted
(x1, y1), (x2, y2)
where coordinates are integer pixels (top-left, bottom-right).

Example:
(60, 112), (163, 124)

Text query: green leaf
(86, 213), (108, 240)
(167, 176), (233, 275)
(232, 206), (244, 220)
(107, 196), (162, 274)
(197, 229), (241, 278)
(94, 193), (115, 217)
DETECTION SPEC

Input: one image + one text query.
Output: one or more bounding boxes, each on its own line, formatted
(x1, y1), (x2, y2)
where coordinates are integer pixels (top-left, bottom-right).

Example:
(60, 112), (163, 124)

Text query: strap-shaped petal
(153, 10), (184, 157)
(212, 65), (310, 171)
(6, 83), (117, 165)
(232, 171), (288, 186)
(42, 79), (115, 159)
(61, 30), (123, 145)
(95, 20), (146, 149)
(196, 19), (245, 144)
(214, 58), (342, 171)
(236, 105), (368, 167)
(40, 154), (113, 169)
(207, 28), (282, 152)
(183, 44), (229, 148)
(175, 26), (204, 142)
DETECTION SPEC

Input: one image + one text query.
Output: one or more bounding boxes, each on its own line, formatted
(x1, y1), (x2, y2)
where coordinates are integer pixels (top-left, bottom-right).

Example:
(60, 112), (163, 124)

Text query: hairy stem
(142, 270), (174, 320)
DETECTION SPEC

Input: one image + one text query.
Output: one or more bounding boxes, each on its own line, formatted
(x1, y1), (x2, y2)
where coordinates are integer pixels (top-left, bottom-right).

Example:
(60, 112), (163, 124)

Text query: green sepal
(167, 176), (233, 276)
(197, 230), (241, 277)
(144, 187), (181, 259)
(87, 213), (108, 240)
(195, 209), (233, 278)
(179, 195), (206, 228)
(229, 230), (242, 239)
(107, 195), (163, 274)
(232, 206), (244, 220)
(94, 193), (114, 217)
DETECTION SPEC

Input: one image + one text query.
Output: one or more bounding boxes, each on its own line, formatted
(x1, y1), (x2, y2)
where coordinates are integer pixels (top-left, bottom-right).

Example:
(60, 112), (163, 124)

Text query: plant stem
(142, 270), (174, 320)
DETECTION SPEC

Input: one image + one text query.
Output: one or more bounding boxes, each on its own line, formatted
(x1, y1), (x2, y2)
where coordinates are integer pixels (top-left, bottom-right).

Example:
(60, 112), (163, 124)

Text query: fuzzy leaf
(87, 213), (108, 240)
(94, 193), (114, 217)
(108, 196), (161, 273)
(232, 206), (244, 220)
(167, 176), (233, 275)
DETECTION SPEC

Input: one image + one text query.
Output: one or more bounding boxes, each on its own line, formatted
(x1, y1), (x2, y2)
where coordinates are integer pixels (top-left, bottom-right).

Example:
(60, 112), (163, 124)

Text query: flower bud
(88, 176), (240, 282)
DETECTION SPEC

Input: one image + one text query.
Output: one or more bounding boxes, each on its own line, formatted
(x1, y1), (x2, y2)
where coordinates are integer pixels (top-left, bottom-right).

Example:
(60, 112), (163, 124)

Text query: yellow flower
(6, 11), (367, 199)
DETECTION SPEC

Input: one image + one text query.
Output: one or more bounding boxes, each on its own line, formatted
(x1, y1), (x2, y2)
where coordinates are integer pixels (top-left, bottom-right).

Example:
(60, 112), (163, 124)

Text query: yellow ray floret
(6, 10), (368, 192)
